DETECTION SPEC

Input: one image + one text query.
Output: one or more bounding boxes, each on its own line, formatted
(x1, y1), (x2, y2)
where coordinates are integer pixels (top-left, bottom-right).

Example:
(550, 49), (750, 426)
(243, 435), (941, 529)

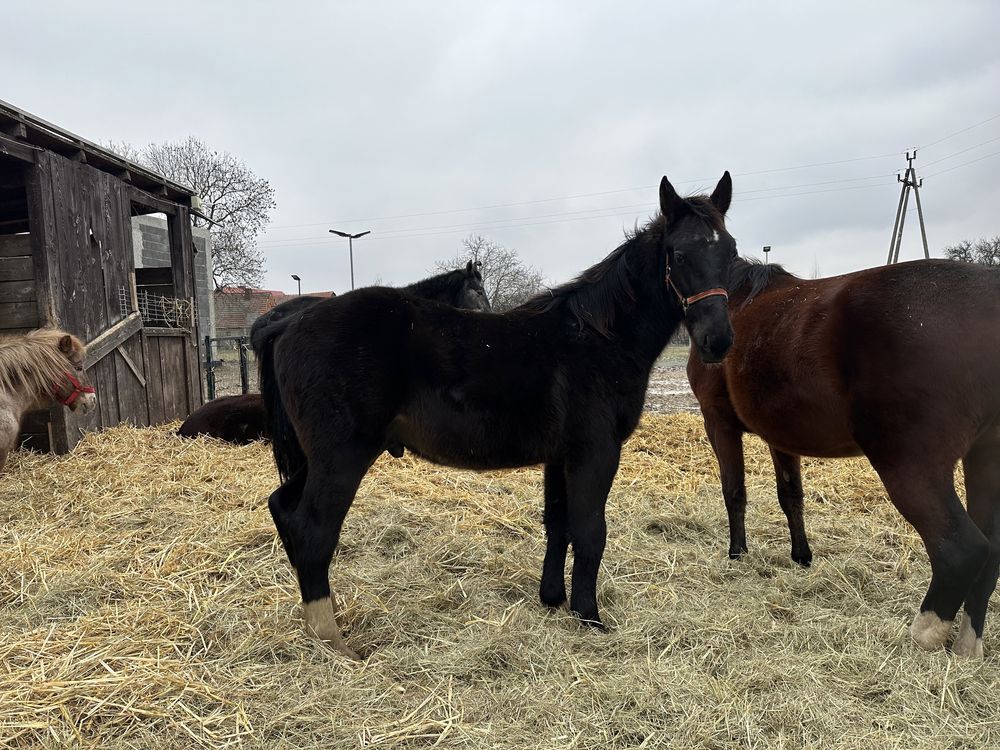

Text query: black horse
(250, 262), (490, 474)
(250, 261), (489, 357)
(260, 174), (738, 657)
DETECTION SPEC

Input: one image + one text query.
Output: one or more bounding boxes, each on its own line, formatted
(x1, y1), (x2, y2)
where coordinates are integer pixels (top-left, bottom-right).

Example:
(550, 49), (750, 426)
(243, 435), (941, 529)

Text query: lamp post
(291, 274), (301, 296)
(763, 245), (771, 264)
(329, 229), (371, 290)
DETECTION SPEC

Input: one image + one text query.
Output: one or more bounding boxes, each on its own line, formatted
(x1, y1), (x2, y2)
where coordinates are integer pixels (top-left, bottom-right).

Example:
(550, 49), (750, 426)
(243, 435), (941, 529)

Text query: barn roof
(0, 99), (198, 206)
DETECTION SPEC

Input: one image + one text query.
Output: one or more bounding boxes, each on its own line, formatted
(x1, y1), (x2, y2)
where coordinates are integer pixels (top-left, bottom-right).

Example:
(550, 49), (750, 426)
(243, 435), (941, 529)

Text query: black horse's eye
(674, 252), (686, 266)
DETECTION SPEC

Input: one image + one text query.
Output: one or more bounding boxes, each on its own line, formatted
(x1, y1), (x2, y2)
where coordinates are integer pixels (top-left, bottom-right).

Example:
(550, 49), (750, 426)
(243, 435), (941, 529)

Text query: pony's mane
(728, 257), (797, 305)
(0, 328), (83, 397)
(520, 196), (727, 337)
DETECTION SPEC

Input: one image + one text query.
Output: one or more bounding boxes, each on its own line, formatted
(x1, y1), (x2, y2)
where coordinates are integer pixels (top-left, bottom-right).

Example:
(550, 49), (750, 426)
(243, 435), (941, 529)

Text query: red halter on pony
(53, 371), (96, 407)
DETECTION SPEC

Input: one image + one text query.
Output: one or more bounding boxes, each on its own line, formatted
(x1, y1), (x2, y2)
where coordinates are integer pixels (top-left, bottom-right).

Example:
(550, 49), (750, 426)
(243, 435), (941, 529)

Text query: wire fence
(203, 336), (258, 399)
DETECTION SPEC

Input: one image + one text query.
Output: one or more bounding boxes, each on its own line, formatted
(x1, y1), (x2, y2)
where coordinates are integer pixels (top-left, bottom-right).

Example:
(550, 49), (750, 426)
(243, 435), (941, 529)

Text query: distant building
(212, 288), (335, 339)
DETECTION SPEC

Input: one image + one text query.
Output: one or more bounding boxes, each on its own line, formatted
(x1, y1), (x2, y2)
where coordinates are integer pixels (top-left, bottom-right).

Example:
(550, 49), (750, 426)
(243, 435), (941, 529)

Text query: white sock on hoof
(909, 610), (953, 651)
(302, 598), (360, 659)
(951, 614), (984, 660)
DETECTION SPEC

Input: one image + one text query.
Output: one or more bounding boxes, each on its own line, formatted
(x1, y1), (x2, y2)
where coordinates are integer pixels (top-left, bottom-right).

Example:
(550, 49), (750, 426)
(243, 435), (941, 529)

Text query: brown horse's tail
(251, 318), (305, 482)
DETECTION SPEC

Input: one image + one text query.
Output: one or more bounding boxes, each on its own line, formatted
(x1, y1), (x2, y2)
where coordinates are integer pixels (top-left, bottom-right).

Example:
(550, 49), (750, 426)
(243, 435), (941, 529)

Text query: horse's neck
(0, 385), (49, 433)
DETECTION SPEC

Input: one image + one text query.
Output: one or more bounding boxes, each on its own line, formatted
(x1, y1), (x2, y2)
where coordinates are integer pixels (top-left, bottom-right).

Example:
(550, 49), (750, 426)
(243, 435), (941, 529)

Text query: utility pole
(329, 229), (372, 290)
(887, 150), (929, 264)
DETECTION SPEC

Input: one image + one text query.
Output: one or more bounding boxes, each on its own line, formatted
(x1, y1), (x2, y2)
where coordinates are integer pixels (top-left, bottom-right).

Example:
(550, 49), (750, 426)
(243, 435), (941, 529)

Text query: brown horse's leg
(287, 444), (379, 659)
(540, 462), (569, 608)
(954, 435), (1000, 659)
(705, 417), (748, 559)
(871, 459), (990, 651)
(565, 447), (620, 629)
(769, 449), (812, 566)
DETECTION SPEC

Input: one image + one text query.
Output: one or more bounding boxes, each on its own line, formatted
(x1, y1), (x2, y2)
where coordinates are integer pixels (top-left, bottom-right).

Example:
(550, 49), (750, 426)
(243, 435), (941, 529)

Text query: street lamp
(329, 229), (371, 290)
(291, 274), (301, 296)
(762, 245), (771, 264)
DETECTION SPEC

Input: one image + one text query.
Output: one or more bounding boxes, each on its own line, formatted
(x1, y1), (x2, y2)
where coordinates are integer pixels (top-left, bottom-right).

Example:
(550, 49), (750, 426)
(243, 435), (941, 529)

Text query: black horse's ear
(466, 260), (474, 274)
(710, 171), (732, 215)
(659, 176), (684, 224)
(58, 334), (74, 354)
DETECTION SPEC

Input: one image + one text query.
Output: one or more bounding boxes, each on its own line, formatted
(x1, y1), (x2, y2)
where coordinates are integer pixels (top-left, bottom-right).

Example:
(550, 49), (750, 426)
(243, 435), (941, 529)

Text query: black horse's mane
(403, 269), (467, 301)
(520, 196), (726, 337)
(728, 257), (797, 305)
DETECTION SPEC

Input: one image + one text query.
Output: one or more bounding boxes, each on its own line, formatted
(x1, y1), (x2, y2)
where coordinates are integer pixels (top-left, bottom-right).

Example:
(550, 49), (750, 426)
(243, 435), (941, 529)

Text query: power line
(923, 149), (1000, 179)
(257, 172), (896, 247)
(264, 154), (902, 231)
(258, 112), (999, 242)
(918, 134), (1000, 169)
(257, 181), (894, 248)
(918, 112), (1000, 150)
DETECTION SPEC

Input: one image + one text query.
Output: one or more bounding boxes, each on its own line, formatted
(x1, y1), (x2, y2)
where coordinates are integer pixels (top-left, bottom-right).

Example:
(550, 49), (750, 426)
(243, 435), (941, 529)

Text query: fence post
(204, 335), (216, 401)
(239, 337), (250, 394)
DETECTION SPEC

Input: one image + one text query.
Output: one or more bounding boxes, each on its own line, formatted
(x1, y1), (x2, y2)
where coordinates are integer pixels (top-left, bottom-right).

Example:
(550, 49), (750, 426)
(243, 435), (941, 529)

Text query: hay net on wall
(119, 286), (194, 329)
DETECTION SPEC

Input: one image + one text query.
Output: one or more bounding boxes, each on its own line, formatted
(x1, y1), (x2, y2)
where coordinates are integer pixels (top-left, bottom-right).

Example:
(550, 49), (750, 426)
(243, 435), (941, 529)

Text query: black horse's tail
(251, 317), (305, 482)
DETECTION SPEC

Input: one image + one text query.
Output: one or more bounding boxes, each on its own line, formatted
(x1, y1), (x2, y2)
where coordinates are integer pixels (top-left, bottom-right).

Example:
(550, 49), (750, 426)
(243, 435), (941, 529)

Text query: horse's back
(694, 260), (1000, 458)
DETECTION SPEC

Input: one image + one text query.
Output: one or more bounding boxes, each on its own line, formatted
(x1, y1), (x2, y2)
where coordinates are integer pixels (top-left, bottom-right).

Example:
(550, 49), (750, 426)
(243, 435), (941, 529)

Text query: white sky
(4, 1), (999, 294)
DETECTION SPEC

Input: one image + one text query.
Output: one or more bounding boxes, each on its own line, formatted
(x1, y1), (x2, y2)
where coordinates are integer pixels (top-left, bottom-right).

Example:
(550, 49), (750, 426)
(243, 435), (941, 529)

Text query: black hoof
(576, 615), (607, 632)
(540, 582), (567, 609)
(792, 551), (813, 567)
(728, 548), (747, 561)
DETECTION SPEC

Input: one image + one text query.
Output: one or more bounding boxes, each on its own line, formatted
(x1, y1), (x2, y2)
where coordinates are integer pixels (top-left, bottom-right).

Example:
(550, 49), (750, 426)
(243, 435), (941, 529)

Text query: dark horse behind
(259, 173), (738, 658)
(688, 257), (1000, 659)
(178, 263), (490, 445)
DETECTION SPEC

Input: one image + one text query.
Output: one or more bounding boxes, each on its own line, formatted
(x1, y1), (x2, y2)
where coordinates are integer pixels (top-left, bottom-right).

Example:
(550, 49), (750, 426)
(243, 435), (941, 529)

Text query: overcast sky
(4, 2), (999, 294)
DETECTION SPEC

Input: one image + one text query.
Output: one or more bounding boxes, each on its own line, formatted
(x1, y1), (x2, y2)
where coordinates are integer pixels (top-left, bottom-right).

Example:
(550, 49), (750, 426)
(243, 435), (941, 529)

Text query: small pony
(688, 257), (1000, 659)
(0, 328), (97, 472)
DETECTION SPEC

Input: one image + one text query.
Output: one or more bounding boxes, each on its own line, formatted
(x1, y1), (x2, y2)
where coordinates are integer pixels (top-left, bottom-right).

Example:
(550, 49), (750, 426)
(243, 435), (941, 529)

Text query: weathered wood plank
(117, 332), (150, 426)
(129, 186), (177, 216)
(0, 234), (29, 256)
(0, 279), (34, 303)
(0, 301), (39, 328)
(84, 311), (142, 365)
(26, 151), (58, 326)
(0, 134), (36, 164)
(116, 344), (146, 387)
(144, 335), (165, 423)
(0, 255), (32, 281)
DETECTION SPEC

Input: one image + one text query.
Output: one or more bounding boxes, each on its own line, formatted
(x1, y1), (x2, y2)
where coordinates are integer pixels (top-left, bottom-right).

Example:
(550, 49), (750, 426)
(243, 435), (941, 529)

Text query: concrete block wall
(131, 215), (215, 339)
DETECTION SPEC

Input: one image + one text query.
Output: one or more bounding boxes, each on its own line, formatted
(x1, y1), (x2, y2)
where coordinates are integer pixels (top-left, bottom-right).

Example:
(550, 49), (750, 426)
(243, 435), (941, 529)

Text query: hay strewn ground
(0, 414), (997, 749)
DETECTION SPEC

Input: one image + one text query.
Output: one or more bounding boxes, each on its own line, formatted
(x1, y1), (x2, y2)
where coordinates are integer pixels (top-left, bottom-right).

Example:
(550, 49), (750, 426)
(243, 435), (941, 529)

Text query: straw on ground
(0, 414), (997, 749)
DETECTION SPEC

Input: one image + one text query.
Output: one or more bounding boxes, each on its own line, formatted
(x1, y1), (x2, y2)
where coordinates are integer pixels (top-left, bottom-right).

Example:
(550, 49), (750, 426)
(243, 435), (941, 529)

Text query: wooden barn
(0, 100), (204, 453)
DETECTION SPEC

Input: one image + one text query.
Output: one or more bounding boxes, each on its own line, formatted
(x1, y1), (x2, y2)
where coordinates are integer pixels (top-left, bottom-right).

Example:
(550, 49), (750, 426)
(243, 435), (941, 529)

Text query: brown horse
(688, 257), (1000, 659)
(0, 328), (97, 472)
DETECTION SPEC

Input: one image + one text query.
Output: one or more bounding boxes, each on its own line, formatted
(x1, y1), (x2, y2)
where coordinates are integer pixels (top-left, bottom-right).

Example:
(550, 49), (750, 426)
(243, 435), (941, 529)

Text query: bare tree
(436, 234), (545, 311)
(943, 236), (1000, 267)
(106, 137), (276, 289)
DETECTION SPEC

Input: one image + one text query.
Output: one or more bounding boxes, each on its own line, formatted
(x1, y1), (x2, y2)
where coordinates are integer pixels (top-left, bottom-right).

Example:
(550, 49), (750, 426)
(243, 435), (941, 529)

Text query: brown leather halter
(53, 371), (96, 407)
(665, 264), (728, 314)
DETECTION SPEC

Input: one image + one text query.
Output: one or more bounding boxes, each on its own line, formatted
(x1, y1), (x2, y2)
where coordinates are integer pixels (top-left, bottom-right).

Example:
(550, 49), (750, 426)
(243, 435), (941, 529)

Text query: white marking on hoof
(303, 597), (360, 660)
(951, 614), (984, 660)
(909, 610), (953, 651)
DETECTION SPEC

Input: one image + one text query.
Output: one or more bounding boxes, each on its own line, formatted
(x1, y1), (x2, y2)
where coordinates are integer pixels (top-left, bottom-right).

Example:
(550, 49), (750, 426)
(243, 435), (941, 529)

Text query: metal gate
(203, 335), (256, 399)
